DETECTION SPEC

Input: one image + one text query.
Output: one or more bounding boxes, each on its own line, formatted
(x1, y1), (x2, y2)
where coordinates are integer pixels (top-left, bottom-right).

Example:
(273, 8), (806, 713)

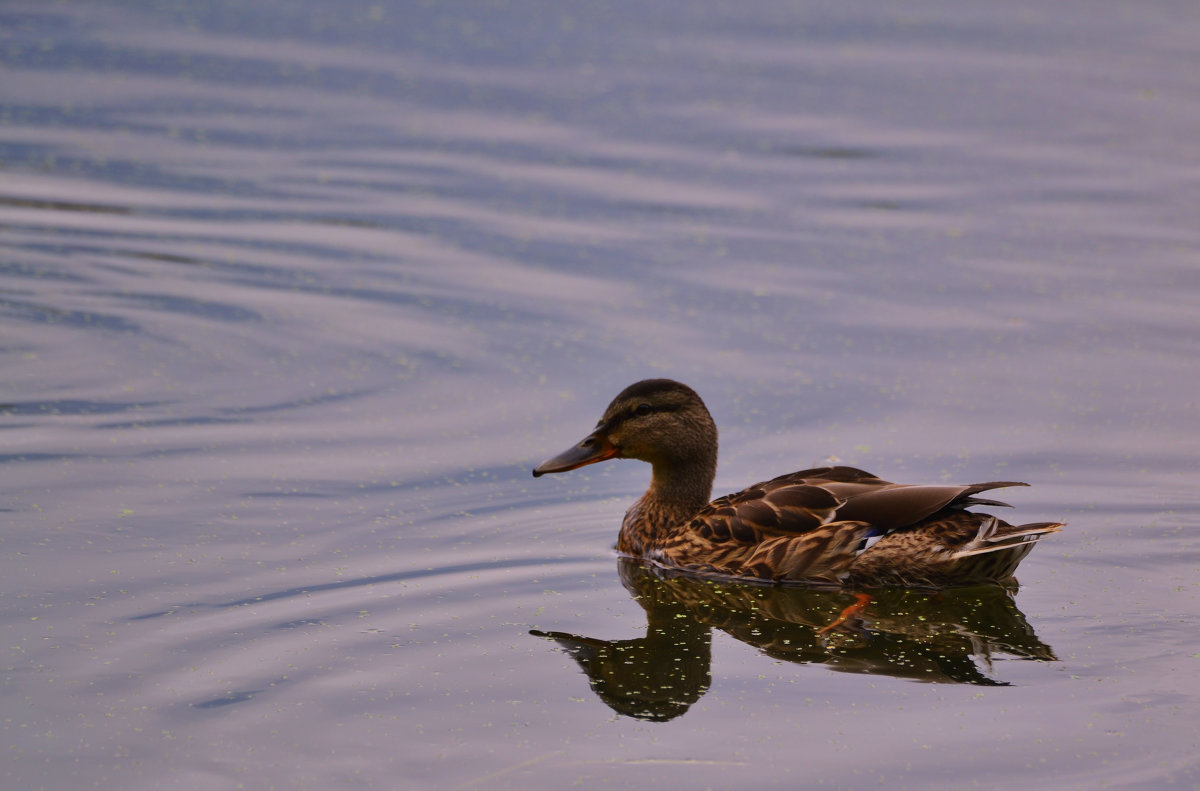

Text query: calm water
(3, 1), (1199, 788)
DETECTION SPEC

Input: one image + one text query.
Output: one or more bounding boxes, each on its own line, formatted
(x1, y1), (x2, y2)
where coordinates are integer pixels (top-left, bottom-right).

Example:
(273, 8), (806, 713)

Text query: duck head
(533, 379), (718, 478)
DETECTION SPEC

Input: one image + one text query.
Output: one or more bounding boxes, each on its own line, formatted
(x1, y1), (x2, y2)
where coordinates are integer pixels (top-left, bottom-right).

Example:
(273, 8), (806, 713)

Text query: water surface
(3, 2), (1199, 789)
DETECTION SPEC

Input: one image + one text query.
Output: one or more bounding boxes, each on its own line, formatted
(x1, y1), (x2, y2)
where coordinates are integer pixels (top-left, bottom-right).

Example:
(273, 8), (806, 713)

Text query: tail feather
(951, 519), (1064, 559)
(984, 521), (1064, 542)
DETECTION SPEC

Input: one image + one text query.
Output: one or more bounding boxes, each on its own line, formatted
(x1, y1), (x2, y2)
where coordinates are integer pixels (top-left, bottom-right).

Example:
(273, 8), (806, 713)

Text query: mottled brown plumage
(533, 379), (1062, 587)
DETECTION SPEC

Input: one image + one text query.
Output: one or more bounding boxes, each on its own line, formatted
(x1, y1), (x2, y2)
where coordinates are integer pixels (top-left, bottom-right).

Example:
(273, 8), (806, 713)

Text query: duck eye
(635, 403), (652, 416)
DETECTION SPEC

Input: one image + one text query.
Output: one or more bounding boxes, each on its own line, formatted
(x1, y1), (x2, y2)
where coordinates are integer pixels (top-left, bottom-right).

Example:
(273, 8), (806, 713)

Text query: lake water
(3, 1), (1199, 788)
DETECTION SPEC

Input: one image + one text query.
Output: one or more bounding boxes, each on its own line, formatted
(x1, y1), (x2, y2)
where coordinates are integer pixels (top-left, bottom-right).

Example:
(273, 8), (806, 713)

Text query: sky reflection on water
(2, 1), (1199, 789)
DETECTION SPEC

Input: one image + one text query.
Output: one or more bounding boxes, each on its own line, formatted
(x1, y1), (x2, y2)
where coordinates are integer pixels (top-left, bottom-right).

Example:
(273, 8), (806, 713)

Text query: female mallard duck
(533, 379), (1062, 588)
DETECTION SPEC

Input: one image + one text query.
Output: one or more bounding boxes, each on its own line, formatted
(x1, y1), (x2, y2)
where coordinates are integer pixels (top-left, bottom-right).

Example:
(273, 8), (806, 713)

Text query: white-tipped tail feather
(950, 518), (1064, 560)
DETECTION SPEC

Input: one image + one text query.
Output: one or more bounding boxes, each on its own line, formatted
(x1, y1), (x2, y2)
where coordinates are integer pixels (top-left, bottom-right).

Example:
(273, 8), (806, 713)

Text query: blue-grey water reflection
(3, 1), (1199, 789)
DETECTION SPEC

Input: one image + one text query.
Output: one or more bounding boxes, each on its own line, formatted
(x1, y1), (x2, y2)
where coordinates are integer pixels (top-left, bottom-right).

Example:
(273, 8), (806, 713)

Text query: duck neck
(619, 454), (716, 554)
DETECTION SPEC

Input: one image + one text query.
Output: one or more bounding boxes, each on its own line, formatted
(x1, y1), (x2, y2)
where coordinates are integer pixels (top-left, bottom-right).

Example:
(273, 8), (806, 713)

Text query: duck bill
(532, 435), (619, 477)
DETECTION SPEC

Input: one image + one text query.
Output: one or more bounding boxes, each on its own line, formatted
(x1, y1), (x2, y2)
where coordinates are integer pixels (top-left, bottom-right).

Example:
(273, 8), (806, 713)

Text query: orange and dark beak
(532, 434), (620, 477)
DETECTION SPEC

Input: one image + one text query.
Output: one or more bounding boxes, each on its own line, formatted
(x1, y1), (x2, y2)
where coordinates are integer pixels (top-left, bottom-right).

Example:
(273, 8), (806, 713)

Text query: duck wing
(696, 466), (1028, 538)
(658, 467), (1037, 585)
(831, 478), (1029, 532)
(692, 480), (843, 541)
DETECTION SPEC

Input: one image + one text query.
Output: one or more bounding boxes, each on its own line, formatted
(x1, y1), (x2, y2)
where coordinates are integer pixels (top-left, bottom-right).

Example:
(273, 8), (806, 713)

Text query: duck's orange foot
(817, 593), (873, 634)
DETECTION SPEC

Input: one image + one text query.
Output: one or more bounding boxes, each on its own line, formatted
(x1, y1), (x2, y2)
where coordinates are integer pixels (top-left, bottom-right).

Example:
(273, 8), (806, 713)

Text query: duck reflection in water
(532, 559), (1057, 721)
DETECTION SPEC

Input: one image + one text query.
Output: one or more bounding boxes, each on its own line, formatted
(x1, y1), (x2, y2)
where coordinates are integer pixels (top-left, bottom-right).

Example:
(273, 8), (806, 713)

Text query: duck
(533, 378), (1062, 588)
